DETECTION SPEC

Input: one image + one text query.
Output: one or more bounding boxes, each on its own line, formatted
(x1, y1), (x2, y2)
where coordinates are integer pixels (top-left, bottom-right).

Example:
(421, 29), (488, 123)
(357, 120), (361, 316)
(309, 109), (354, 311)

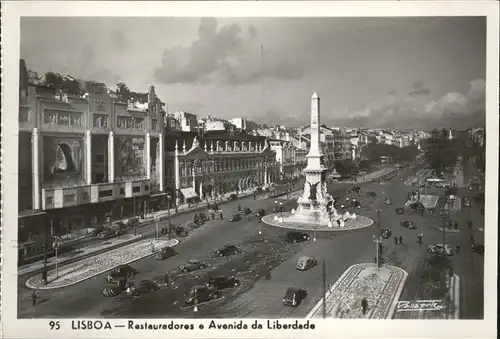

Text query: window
(63, 194), (76, 203)
(46, 197), (53, 205)
(132, 186), (140, 193)
(99, 190), (113, 198)
(120, 188), (125, 195)
(144, 185), (149, 192)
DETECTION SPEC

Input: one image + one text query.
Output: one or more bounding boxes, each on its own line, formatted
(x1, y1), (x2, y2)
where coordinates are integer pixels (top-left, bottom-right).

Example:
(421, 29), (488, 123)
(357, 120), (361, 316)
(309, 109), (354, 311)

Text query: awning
(180, 187), (199, 200)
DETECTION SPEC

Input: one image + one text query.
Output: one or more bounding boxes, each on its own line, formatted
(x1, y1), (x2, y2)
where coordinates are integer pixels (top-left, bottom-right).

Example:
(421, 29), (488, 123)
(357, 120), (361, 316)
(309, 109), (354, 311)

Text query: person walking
(31, 290), (37, 307)
(164, 272), (170, 285)
(455, 244), (460, 253)
(361, 297), (368, 316)
(394, 236), (398, 245)
(399, 235), (403, 245)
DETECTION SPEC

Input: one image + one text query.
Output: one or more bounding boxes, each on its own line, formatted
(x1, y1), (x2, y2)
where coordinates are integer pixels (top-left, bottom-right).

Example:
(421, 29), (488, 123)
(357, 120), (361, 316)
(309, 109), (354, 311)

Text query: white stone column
(192, 162), (196, 189)
(85, 130), (92, 184)
(199, 181), (203, 199)
(264, 165), (268, 186)
(108, 131), (114, 182)
(145, 133), (151, 179)
(32, 128), (40, 210)
(158, 133), (164, 191)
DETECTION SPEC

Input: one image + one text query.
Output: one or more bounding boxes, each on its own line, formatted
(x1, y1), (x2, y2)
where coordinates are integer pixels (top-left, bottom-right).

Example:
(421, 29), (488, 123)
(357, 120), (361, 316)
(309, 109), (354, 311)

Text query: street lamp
(274, 200), (278, 218)
(352, 199), (356, 213)
(372, 234), (382, 270)
(313, 226), (317, 241)
(53, 240), (60, 279)
(258, 219), (262, 235)
(279, 202), (284, 218)
(154, 215), (160, 241)
(166, 194), (172, 240)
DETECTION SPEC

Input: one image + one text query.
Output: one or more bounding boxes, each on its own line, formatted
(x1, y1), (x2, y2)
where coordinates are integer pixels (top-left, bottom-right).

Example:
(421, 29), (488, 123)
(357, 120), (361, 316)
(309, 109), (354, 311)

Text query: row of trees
(360, 141), (419, 164)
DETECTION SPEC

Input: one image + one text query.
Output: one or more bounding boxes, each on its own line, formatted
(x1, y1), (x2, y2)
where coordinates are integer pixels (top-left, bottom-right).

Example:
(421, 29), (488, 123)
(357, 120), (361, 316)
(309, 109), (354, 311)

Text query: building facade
(18, 66), (165, 262)
(269, 140), (307, 180)
(163, 130), (278, 206)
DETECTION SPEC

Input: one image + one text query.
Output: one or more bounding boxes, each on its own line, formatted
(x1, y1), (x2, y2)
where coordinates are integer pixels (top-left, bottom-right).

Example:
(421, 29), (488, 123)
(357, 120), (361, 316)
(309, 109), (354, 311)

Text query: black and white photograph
(1, 2), (498, 339)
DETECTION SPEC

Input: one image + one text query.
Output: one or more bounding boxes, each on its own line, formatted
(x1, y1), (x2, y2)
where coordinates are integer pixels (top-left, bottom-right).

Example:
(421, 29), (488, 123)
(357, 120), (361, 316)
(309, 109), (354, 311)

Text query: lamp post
(279, 202), (284, 218)
(258, 218), (262, 235)
(352, 198), (356, 213)
(274, 200), (278, 218)
(313, 226), (317, 242)
(372, 234), (382, 270)
(133, 195), (137, 236)
(166, 194), (172, 240)
(53, 240), (60, 279)
(154, 215), (160, 241)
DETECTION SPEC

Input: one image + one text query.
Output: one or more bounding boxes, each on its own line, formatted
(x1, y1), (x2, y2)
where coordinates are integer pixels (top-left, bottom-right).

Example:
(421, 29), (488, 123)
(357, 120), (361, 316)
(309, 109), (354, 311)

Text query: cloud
(110, 30), (127, 50)
(347, 79), (485, 129)
(155, 17), (308, 86)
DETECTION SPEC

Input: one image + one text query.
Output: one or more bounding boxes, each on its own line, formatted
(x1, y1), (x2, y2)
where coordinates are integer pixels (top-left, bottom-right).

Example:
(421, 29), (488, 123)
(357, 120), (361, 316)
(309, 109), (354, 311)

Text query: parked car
(384, 198), (392, 205)
(106, 265), (138, 283)
(127, 280), (159, 296)
(463, 198), (471, 207)
(185, 285), (220, 305)
(428, 244), (454, 256)
(395, 207), (405, 215)
(255, 209), (266, 217)
(206, 275), (240, 289)
(400, 220), (418, 229)
(228, 214), (242, 222)
(155, 247), (177, 260)
(243, 207), (252, 215)
(102, 279), (130, 297)
(295, 256), (318, 271)
(89, 226), (106, 237)
(471, 243), (484, 255)
(286, 231), (310, 243)
(282, 287), (307, 307)
(380, 228), (392, 238)
(175, 226), (189, 237)
(229, 193), (238, 201)
(178, 259), (208, 273)
(214, 244), (241, 257)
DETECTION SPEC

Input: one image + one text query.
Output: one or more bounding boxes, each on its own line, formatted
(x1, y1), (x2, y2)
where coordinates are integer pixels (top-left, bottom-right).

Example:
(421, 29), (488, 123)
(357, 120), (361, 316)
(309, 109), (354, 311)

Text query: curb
(19, 190), (257, 277)
(261, 214), (374, 232)
(26, 239), (180, 290)
(306, 263), (408, 319)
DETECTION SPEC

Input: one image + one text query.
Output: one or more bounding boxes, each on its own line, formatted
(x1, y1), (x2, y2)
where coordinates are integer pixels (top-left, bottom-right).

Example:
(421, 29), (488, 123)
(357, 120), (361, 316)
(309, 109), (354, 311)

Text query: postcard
(1, 1), (498, 338)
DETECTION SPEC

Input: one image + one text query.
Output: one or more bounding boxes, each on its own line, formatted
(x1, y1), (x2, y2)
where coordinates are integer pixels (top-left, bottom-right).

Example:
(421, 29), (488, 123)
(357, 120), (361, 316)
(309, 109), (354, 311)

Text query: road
(18, 163), (484, 319)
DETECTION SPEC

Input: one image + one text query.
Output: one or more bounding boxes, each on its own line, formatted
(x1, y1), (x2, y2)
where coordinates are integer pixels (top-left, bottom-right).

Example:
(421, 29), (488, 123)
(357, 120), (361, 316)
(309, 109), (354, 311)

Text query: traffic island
(306, 263), (408, 319)
(25, 238), (180, 290)
(261, 213), (373, 232)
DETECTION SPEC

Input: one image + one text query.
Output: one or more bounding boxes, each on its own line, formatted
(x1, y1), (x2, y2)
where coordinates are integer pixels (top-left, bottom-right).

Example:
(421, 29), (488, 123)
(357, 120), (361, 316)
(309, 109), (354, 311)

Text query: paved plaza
(26, 239), (179, 290)
(307, 263), (407, 319)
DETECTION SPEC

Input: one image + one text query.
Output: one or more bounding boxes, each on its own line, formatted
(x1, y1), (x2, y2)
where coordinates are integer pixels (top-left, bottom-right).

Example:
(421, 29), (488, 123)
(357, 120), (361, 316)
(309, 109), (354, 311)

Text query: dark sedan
(286, 231), (310, 243)
(128, 280), (159, 296)
(228, 214), (242, 222)
(283, 287), (307, 307)
(255, 209), (266, 217)
(401, 220), (418, 229)
(206, 275), (240, 290)
(214, 244), (241, 257)
(178, 259), (208, 273)
(106, 265), (138, 283)
(381, 228), (392, 238)
(395, 207), (405, 215)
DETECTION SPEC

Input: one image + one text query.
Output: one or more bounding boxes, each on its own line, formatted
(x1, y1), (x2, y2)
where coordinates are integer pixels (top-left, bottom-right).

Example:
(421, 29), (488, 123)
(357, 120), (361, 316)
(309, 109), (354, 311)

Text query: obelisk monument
(288, 92), (335, 227)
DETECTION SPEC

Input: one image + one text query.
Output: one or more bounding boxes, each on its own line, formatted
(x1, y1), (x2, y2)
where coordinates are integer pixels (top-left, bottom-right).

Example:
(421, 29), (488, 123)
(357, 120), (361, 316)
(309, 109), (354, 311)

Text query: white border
(1, 1), (498, 338)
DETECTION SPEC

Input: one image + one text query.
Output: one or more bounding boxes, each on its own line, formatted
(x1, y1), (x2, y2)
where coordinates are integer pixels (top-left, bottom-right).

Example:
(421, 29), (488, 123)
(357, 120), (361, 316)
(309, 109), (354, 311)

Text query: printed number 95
(49, 321), (61, 330)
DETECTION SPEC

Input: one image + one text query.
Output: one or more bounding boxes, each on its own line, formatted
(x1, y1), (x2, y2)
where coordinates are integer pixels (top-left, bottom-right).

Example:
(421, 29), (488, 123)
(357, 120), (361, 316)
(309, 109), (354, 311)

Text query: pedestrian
(394, 236), (398, 245)
(164, 272), (169, 285)
(454, 222), (458, 230)
(220, 212), (223, 219)
(361, 297), (368, 316)
(455, 244), (460, 253)
(399, 235), (403, 245)
(31, 290), (37, 306)
(470, 234), (475, 243)
(150, 242), (154, 253)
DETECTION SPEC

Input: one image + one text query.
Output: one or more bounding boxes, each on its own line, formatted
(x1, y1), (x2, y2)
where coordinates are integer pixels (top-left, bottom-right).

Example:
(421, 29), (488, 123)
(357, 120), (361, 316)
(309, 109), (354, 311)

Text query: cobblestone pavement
(26, 239), (179, 290)
(307, 263), (407, 319)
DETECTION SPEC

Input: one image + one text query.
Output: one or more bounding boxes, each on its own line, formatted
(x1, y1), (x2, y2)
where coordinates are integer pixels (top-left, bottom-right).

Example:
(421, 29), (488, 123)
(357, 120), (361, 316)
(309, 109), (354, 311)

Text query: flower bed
(26, 239), (179, 290)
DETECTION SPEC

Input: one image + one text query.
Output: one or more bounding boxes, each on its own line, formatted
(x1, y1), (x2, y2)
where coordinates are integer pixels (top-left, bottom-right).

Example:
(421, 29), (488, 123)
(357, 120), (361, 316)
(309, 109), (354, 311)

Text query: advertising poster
(42, 136), (83, 184)
(114, 136), (145, 178)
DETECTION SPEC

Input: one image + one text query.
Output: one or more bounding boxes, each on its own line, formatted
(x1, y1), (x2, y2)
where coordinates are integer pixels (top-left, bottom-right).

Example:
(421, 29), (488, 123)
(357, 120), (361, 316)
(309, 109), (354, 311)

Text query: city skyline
(21, 17), (486, 129)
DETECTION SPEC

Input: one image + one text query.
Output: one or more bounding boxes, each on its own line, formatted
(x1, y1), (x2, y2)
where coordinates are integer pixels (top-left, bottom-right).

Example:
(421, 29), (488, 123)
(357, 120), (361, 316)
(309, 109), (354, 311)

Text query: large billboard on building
(114, 136), (145, 178)
(42, 136), (83, 184)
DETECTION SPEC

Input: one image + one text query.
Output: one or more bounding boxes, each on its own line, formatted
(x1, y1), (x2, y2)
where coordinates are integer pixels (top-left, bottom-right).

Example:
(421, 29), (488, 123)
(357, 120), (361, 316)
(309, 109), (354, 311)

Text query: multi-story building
(171, 110), (199, 132)
(18, 62), (165, 262)
(163, 128), (278, 205)
(269, 140), (307, 180)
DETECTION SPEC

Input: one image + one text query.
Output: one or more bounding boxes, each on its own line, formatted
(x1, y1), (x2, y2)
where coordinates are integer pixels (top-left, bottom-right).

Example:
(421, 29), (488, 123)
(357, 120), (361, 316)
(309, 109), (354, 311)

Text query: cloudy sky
(21, 16), (486, 129)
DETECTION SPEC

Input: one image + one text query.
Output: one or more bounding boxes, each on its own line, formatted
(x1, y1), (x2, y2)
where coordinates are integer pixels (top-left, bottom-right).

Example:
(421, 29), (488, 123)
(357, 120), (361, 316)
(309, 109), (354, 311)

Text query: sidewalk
(26, 238), (180, 290)
(19, 188), (257, 276)
(306, 263), (408, 319)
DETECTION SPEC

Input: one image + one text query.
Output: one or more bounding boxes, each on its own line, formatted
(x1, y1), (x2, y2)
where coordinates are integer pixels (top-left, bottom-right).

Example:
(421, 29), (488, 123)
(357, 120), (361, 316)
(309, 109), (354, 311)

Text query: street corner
(307, 263), (408, 319)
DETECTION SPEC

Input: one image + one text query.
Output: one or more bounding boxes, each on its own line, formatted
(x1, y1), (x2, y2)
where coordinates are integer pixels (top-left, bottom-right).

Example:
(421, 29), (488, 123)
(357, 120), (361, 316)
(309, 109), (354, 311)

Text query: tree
(116, 82), (131, 102)
(358, 159), (371, 171)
